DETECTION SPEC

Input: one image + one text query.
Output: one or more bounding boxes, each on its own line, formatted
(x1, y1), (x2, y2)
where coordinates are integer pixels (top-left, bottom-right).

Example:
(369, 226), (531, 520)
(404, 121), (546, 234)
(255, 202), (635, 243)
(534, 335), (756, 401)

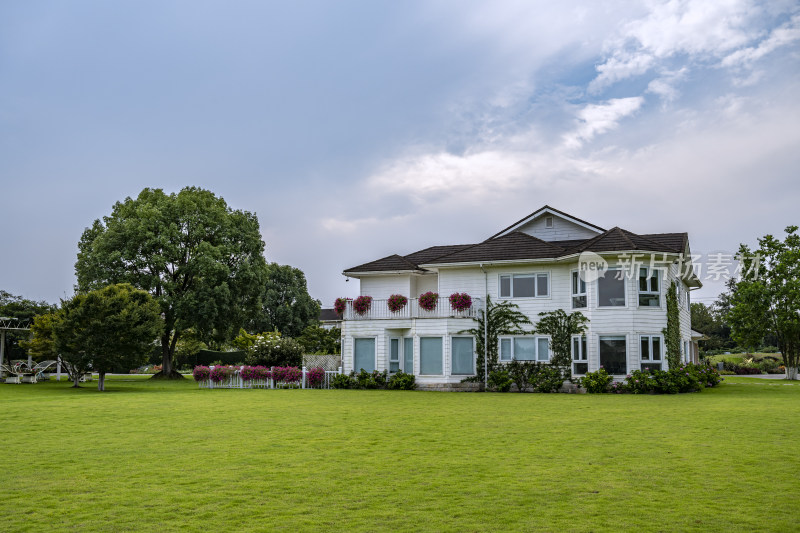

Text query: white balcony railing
(343, 297), (482, 320)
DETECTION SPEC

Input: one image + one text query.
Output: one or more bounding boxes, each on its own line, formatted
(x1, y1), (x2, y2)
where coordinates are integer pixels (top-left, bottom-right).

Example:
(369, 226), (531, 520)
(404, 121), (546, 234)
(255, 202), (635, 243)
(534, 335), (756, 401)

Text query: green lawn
(2, 376), (799, 532)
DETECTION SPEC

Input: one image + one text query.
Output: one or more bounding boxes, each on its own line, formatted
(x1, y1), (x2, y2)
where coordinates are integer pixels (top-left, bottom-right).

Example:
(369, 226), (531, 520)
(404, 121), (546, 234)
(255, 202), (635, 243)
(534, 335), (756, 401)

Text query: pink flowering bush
(307, 367), (325, 388)
(272, 366), (302, 383)
(387, 294), (408, 313)
(449, 292), (472, 312)
(418, 291), (438, 311)
(209, 365), (236, 383)
(353, 295), (373, 316)
(334, 297), (351, 315)
(240, 366), (272, 382)
(192, 366), (210, 382)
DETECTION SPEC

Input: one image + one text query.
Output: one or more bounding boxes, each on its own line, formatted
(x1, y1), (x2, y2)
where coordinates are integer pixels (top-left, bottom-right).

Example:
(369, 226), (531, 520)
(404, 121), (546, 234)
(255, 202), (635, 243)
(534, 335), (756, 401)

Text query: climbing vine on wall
(663, 281), (681, 369)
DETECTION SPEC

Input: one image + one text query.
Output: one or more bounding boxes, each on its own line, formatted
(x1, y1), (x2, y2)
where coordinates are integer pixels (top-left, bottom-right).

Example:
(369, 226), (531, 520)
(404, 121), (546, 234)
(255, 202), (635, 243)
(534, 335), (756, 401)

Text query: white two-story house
(339, 206), (701, 387)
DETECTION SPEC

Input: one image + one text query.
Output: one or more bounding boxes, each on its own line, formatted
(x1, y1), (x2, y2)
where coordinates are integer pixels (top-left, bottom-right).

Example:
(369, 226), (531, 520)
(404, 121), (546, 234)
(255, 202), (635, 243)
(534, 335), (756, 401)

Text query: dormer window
(545, 216), (553, 228)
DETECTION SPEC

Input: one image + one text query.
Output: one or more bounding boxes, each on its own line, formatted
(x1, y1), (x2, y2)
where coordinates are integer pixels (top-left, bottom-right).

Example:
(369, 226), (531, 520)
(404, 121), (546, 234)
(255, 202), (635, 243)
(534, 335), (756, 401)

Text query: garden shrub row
(488, 361), (565, 393)
(580, 363), (723, 394)
(331, 369), (417, 390)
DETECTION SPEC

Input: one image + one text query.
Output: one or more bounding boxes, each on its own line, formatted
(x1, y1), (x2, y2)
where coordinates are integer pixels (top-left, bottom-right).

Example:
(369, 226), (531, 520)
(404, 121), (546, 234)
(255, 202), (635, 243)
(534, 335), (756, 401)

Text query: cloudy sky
(1, 0), (798, 309)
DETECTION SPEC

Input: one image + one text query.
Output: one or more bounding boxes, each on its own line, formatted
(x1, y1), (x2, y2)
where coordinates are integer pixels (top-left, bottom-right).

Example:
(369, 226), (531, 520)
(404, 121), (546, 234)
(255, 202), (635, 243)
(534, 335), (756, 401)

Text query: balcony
(343, 297), (483, 321)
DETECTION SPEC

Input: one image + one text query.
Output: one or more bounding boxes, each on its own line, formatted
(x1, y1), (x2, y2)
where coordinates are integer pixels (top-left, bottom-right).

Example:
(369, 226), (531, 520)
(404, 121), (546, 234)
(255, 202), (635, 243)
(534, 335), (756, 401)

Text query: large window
(389, 338), (414, 373)
(354, 338), (376, 373)
(451, 337), (475, 375)
(499, 273), (549, 298)
(572, 335), (588, 375)
(419, 337), (443, 375)
(499, 336), (550, 362)
(639, 335), (662, 371)
(597, 268), (625, 307)
(638, 267), (661, 307)
(571, 270), (587, 308)
(599, 336), (627, 375)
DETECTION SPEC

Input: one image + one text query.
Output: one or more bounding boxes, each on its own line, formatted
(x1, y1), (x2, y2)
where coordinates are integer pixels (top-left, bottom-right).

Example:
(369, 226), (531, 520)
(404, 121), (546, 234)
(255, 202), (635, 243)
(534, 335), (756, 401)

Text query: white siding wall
(516, 215), (601, 241)
(414, 274), (439, 297)
(359, 275), (412, 299)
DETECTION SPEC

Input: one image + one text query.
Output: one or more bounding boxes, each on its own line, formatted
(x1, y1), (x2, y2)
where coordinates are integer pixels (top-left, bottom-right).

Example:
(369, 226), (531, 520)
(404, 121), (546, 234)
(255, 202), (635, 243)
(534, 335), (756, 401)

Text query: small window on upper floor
(545, 216), (554, 228)
(499, 273), (549, 298)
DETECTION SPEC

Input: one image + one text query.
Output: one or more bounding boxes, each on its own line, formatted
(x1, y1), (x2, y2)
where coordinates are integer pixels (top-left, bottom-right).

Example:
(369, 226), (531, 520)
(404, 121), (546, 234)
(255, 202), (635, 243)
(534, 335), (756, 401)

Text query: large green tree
(247, 263), (320, 338)
(75, 187), (268, 378)
(727, 226), (800, 380)
(54, 284), (163, 391)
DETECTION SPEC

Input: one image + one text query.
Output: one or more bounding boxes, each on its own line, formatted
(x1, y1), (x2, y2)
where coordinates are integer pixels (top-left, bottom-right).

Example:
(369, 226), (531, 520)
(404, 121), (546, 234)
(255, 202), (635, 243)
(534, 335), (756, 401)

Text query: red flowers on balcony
(387, 294), (408, 313)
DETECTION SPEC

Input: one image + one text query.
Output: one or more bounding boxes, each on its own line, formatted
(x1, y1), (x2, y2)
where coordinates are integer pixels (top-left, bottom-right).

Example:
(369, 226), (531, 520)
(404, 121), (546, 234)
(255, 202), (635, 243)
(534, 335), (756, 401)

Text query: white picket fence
(198, 366), (342, 390)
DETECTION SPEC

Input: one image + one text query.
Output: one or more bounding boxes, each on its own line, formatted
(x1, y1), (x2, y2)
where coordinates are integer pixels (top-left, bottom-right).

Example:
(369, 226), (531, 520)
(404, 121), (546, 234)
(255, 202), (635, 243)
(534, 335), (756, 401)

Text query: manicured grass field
(2, 376), (799, 532)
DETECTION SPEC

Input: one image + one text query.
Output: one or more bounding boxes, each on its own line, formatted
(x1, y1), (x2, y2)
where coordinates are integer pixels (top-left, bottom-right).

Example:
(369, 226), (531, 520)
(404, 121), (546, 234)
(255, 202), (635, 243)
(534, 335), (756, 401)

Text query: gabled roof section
(487, 205), (605, 240)
(570, 227), (682, 254)
(344, 253), (423, 274)
(421, 232), (567, 265)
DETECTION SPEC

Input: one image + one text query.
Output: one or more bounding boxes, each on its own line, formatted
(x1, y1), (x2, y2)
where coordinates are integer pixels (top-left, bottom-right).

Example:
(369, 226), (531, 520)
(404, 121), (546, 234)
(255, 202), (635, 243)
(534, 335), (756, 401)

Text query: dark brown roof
(344, 254), (423, 274)
(342, 213), (689, 274)
(422, 232), (568, 264)
(486, 205), (605, 240)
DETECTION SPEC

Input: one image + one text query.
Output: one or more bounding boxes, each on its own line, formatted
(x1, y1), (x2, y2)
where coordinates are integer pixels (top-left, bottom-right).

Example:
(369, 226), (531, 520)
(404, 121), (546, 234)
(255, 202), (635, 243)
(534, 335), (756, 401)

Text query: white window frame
(571, 270), (587, 309)
(638, 267), (662, 308)
(499, 272), (550, 299)
(571, 334), (588, 375)
(498, 335), (551, 362)
(353, 336), (377, 373)
(450, 336), (475, 376)
(596, 267), (627, 308)
(545, 216), (554, 228)
(389, 337), (413, 374)
(598, 335), (628, 375)
(639, 334), (663, 371)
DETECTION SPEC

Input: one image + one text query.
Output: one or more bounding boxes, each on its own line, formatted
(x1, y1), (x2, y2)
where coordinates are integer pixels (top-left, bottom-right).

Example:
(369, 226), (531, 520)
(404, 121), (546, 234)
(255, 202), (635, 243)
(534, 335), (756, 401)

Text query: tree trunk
(98, 371), (105, 391)
(150, 331), (184, 379)
(787, 366), (798, 380)
(72, 374), (80, 388)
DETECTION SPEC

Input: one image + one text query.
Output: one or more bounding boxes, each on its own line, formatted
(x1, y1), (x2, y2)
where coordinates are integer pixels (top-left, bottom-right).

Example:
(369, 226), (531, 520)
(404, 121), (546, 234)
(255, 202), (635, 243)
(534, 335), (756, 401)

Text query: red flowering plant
(272, 366), (302, 383)
(418, 291), (439, 312)
(209, 365), (235, 383)
(334, 297), (351, 315)
(353, 295), (373, 316)
(192, 366), (210, 382)
(387, 294), (408, 313)
(449, 292), (472, 312)
(307, 367), (325, 388)
(240, 366), (272, 382)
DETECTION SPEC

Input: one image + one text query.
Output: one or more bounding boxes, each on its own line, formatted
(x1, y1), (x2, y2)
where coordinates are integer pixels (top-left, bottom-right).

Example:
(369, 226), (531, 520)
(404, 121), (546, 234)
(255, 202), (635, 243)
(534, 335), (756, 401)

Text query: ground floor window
(354, 337), (376, 373)
(599, 336), (627, 375)
(451, 337), (474, 375)
(640, 335), (662, 371)
(572, 335), (588, 375)
(389, 337), (414, 374)
(499, 336), (550, 362)
(419, 337), (443, 375)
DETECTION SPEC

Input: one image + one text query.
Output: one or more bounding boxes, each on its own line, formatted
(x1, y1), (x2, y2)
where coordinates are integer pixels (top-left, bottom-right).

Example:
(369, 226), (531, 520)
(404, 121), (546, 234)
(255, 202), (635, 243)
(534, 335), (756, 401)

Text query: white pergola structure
(0, 317), (32, 371)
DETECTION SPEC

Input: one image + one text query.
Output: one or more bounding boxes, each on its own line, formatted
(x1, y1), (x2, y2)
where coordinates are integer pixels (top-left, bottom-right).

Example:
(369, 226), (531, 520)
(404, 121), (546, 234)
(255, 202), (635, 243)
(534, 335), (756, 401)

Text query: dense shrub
(735, 366), (763, 375)
(626, 364), (722, 394)
(244, 333), (304, 367)
(626, 369), (656, 394)
(580, 368), (613, 393)
(530, 365), (564, 393)
(387, 370), (417, 390)
(331, 373), (354, 389)
(488, 369), (513, 392)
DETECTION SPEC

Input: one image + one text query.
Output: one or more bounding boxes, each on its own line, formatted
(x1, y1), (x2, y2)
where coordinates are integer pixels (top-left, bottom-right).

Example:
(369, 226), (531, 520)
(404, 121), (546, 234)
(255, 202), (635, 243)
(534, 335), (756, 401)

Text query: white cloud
(721, 14), (800, 68)
(563, 97), (645, 148)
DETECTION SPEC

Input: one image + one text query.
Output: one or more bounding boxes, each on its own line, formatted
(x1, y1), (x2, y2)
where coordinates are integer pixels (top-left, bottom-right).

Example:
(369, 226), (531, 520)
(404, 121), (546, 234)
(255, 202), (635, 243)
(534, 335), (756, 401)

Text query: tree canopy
(247, 263), (320, 338)
(727, 226), (800, 379)
(54, 284), (163, 390)
(75, 187), (268, 377)
(1, 290), (54, 362)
